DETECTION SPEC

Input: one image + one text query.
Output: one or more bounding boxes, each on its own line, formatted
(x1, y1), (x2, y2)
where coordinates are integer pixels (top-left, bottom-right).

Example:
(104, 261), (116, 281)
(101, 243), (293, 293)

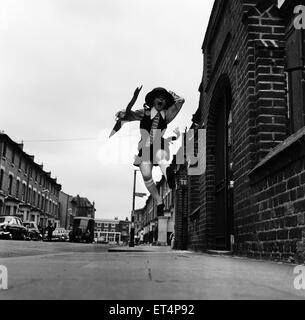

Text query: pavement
(0, 240), (304, 300)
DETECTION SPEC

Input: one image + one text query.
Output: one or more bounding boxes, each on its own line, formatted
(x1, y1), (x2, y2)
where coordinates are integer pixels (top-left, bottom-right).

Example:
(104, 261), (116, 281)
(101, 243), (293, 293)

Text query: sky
(0, 0), (214, 220)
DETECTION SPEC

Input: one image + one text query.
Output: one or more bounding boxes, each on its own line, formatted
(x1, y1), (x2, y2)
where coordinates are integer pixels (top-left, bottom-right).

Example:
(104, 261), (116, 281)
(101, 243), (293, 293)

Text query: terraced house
(0, 132), (61, 227)
(180, 0), (305, 261)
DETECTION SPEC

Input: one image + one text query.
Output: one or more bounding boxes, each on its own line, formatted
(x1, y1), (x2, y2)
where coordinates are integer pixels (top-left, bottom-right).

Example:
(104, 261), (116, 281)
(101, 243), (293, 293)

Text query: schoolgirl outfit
(118, 87), (185, 168)
(134, 107), (170, 166)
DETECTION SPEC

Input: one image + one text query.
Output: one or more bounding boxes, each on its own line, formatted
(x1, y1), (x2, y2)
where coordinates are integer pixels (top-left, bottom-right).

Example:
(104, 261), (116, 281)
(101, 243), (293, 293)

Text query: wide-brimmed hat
(145, 87), (175, 109)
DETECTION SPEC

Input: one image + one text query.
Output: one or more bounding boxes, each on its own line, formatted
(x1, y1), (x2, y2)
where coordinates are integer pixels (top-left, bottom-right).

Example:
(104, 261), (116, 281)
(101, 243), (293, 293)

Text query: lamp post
(129, 169), (147, 247)
(129, 170), (137, 247)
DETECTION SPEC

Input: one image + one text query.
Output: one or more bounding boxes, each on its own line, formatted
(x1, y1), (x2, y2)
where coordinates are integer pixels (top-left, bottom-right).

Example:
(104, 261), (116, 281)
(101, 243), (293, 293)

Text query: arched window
(33, 191), (36, 206)
(37, 193), (41, 208)
(0, 169), (4, 191)
(8, 175), (13, 195)
(16, 180), (20, 198)
(41, 195), (45, 210)
(22, 183), (26, 202)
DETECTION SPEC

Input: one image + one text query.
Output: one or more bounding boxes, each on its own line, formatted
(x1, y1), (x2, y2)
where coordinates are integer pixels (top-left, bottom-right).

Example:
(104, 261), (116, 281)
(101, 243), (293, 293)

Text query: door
(214, 91), (233, 250)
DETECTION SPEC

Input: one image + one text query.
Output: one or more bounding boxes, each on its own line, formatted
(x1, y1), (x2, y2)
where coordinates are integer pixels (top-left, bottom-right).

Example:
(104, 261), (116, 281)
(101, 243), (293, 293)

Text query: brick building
(71, 195), (96, 219)
(0, 133), (61, 227)
(94, 218), (130, 244)
(58, 191), (73, 229)
(184, 0), (305, 261)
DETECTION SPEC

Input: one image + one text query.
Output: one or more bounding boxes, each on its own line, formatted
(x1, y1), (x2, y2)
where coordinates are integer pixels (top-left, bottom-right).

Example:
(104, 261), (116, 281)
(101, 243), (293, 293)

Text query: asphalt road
(0, 240), (304, 300)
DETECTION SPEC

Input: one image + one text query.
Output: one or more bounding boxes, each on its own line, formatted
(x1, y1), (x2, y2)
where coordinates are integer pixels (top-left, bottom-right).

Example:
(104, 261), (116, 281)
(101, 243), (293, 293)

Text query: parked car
(50, 228), (69, 242)
(0, 216), (27, 240)
(23, 222), (43, 241)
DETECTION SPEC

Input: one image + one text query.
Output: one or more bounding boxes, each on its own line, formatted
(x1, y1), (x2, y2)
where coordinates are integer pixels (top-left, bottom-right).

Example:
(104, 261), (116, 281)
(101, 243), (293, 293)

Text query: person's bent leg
(156, 150), (176, 189)
(139, 162), (162, 205)
(139, 162), (164, 216)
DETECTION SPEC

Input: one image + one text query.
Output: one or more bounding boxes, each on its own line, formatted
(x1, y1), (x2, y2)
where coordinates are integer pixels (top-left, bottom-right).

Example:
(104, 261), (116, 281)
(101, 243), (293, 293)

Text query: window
(0, 169), (4, 191)
(41, 196), (45, 210)
(18, 156), (22, 169)
(111, 229), (115, 233)
(32, 191), (36, 206)
(104, 223), (108, 228)
(8, 175), (13, 195)
(28, 187), (32, 203)
(111, 224), (115, 228)
(12, 150), (15, 164)
(2, 142), (7, 158)
(286, 26), (305, 133)
(22, 184), (26, 201)
(37, 194), (41, 208)
(16, 180), (20, 198)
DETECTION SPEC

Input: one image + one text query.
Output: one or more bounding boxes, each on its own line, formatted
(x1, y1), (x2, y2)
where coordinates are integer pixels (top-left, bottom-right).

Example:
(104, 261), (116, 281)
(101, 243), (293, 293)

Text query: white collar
(150, 108), (165, 120)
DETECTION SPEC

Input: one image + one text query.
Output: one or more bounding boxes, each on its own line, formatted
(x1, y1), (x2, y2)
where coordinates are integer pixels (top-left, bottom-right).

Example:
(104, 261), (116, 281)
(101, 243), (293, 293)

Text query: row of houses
(134, 0), (305, 262)
(0, 132), (95, 228)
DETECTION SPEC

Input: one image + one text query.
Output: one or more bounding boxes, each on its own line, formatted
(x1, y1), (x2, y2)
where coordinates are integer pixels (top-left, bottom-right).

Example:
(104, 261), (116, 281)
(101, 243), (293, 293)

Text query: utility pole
(65, 193), (69, 229)
(129, 169), (137, 247)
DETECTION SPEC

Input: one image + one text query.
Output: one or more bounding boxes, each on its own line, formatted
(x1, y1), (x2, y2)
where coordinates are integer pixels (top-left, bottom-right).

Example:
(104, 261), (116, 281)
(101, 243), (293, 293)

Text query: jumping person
(116, 86), (185, 216)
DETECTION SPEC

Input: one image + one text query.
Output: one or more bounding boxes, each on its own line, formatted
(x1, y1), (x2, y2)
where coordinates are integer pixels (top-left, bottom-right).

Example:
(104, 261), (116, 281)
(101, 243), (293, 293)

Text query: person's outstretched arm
(115, 109), (144, 122)
(115, 86), (145, 122)
(165, 91), (185, 124)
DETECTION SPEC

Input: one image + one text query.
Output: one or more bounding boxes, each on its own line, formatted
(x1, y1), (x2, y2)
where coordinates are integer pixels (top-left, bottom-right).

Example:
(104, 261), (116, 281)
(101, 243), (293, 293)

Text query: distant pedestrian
(46, 224), (55, 241)
(140, 229), (144, 245)
(38, 225), (44, 240)
(135, 235), (140, 246)
(170, 232), (175, 249)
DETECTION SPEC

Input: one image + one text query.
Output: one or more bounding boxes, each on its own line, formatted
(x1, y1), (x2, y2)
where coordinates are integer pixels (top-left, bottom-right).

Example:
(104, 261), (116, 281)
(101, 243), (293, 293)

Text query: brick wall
(242, 129), (305, 261)
(174, 164), (188, 250)
(188, 0), (293, 254)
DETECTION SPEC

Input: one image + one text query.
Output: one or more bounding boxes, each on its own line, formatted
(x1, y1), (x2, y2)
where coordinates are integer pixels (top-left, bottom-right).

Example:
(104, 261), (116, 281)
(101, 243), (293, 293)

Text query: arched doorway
(207, 75), (233, 250)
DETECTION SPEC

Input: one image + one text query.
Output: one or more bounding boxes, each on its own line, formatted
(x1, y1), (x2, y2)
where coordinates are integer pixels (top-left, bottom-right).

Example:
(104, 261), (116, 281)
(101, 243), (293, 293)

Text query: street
(0, 240), (304, 300)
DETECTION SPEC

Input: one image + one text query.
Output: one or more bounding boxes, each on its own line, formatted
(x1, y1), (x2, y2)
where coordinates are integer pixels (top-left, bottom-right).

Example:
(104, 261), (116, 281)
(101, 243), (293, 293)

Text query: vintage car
(0, 216), (27, 240)
(52, 228), (69, 242)
(23, 222), (43, 241)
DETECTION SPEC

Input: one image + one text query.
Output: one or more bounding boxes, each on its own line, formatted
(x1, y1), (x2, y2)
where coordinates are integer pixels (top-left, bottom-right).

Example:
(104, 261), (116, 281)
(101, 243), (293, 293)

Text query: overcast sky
(0, 0), (214, 220)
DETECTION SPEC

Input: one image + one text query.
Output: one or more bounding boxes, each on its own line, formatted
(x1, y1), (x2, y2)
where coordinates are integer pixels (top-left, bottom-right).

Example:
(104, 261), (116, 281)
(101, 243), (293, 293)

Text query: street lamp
(129, 169), (147, 247)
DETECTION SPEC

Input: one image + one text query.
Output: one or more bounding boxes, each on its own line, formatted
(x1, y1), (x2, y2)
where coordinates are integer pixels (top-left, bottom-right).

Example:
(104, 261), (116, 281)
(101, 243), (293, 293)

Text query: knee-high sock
(144, 178), (162, 205)
(158, 160), (170, 180)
